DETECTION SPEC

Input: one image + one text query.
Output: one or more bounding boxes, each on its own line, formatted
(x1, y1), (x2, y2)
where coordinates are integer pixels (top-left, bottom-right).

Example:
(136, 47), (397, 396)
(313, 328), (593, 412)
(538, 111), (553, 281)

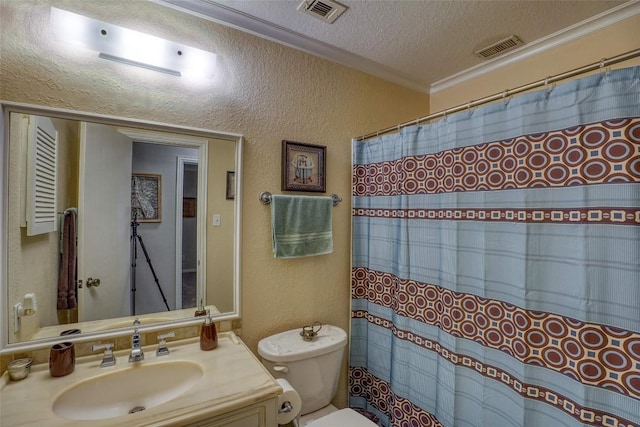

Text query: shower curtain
(350, 66), (640, 427)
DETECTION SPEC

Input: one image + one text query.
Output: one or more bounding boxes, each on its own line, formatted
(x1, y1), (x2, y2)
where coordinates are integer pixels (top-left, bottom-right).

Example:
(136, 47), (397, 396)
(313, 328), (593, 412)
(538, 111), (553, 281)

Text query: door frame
(118, 128), (208, 315)
(175, 156), (198, 310)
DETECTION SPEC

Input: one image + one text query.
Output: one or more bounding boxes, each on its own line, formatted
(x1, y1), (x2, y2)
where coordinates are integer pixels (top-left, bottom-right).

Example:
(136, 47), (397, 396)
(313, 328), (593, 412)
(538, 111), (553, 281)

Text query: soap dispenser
(200, 310), (218, 351)
(194, 299), (207, 317)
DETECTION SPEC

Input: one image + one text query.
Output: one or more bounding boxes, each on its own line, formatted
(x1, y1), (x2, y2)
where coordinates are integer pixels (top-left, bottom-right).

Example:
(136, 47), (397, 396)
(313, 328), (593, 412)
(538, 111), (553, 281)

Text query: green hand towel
(271, 195), (333, 258)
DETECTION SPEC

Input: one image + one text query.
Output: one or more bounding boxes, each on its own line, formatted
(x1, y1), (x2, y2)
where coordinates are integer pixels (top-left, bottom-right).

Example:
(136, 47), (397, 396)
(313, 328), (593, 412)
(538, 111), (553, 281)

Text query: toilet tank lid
(258, 325), (347, 362)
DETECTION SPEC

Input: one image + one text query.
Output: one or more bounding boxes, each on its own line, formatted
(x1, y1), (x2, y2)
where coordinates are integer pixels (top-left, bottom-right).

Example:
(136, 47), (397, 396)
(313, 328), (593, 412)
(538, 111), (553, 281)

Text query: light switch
(212, 214), (221, 227)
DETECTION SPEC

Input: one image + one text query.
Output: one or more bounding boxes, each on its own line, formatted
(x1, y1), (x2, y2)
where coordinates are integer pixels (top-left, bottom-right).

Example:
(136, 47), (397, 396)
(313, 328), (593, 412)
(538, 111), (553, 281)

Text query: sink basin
(52, 361), (203, 420)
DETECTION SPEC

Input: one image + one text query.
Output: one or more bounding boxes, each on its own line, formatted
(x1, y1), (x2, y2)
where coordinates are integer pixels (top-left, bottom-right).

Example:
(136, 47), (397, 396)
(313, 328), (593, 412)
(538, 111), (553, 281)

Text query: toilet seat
(306, 408), (378, 427)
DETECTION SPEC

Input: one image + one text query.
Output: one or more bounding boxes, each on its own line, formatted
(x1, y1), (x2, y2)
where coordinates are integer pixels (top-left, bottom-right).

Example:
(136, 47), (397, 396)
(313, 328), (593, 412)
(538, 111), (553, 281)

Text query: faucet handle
(92, 343), (116, 367)
(156, 332), (176, 357)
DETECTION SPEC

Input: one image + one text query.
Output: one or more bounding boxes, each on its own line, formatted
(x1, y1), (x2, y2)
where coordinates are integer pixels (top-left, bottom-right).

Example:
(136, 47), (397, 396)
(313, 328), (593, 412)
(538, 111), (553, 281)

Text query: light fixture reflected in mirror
(50, 7), (217, 78)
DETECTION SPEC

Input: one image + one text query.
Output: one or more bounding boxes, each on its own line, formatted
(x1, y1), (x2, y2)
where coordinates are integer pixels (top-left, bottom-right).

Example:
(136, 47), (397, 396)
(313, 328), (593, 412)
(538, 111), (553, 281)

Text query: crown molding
(430, 0), (640, 95)
(153, 0), (638, 96)
(152, 0), (429, 93)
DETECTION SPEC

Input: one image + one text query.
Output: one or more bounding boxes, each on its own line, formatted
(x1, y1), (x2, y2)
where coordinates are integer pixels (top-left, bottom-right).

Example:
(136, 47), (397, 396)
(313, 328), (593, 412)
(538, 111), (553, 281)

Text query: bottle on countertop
(200, 310), (218, 351)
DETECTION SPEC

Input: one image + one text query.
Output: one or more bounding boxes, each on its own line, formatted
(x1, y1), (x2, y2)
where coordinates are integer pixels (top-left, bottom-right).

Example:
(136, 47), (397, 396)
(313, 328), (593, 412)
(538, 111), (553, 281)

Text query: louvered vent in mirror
(297, 0), (347, 24)
(26, 115), (58, 236)
(474, 35), (523, 59)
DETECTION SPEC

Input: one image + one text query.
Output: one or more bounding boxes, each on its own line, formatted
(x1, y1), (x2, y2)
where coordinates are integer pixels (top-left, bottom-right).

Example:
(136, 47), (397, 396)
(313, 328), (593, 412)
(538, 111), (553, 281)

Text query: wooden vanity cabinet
(184, 397), (278, 427)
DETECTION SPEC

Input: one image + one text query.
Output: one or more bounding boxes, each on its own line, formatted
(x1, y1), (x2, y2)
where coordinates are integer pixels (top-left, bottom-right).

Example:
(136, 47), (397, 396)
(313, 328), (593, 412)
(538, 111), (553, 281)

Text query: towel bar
(259, 191), (342, 207)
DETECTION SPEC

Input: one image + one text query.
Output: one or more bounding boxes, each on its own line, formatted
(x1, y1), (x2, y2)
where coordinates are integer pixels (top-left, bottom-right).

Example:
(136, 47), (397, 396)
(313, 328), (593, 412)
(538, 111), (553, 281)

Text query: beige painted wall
(430, 14), (640, 113)
(7, 114), (78, 342)
(207, 137), (236, 313)
(0, 0), (428, 406)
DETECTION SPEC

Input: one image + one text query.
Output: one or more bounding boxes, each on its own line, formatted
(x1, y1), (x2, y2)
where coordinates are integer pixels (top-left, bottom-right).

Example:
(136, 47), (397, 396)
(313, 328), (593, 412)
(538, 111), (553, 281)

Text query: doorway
(176, 157), (198, 310)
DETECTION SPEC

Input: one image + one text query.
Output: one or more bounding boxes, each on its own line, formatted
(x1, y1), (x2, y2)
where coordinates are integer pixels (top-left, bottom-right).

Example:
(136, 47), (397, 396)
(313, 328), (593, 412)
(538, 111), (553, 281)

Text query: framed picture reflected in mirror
(131, 173), (161, 222)
(183, 197), (196, 217)
(226, 171), (235, 200)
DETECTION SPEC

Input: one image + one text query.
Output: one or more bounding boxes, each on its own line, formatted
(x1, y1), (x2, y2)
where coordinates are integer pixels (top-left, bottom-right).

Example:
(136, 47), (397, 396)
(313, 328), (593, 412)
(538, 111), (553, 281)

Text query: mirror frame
(0, 100), (243, 353)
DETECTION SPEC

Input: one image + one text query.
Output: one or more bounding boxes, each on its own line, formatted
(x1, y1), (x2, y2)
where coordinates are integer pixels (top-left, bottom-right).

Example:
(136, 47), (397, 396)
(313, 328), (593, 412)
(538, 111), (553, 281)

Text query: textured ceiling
(157, 0), (631, 92)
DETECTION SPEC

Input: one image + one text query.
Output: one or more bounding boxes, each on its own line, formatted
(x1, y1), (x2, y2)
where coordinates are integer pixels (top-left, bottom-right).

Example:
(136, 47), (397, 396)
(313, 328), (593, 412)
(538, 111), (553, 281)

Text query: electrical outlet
(212, 214), (221, 227)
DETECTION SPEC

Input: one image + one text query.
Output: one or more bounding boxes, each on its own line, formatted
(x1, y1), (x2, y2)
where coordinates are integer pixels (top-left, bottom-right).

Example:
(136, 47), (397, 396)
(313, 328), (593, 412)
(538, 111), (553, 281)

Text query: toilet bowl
(258, 325), (378, 427)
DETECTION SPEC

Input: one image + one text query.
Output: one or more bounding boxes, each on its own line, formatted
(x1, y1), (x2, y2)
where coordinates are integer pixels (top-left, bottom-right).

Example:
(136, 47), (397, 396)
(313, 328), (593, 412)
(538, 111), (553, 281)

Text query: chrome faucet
(92, 342), (116, 367)
(128, 318), (144, 362)
(156, 331), (176, 357)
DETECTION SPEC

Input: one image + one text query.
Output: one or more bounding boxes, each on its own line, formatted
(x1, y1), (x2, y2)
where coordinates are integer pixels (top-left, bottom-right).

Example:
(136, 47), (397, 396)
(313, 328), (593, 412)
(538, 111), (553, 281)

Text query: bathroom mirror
(0, 101), (243, 350)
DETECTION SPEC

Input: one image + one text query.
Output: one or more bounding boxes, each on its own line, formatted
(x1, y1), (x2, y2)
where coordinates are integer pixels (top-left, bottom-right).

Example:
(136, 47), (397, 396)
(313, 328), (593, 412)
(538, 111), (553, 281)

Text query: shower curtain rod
(356, 48), (640, 141)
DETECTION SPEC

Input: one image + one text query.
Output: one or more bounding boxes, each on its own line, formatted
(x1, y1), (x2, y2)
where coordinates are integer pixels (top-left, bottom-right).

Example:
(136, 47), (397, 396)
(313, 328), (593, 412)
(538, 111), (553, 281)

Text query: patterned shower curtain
(350, 66), (640, 427)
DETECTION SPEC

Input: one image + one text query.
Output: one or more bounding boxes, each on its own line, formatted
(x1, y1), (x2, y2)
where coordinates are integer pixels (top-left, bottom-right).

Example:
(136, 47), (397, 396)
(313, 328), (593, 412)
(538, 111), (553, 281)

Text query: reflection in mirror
(2, 103), (242, 348)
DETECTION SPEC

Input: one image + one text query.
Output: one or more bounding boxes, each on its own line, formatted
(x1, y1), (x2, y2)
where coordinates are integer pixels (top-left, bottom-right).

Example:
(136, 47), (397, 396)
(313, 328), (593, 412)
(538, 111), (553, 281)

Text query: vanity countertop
(28, 305), (221, 341)
(0, 333), (281, 426)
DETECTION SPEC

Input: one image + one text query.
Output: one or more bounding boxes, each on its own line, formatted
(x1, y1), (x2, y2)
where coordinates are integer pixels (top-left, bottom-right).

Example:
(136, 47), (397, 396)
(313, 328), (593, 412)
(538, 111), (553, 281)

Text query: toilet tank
(258, 325), (347, 415)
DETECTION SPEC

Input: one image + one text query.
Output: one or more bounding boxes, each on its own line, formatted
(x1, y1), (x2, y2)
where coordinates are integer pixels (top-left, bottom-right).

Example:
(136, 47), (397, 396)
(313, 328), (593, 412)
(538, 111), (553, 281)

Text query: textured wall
(430, 14), (640, 113)
(0, 0), (429, 407)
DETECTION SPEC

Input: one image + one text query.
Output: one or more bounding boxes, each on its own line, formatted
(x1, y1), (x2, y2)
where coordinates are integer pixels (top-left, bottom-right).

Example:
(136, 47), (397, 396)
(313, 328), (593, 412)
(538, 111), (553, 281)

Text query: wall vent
(297, 0), (347, 24)
(474, 35), (523, 59)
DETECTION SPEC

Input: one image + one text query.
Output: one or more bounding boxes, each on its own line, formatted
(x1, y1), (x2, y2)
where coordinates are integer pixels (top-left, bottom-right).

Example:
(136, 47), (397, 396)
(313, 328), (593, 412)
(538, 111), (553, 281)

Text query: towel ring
(259, 191), (342, 207)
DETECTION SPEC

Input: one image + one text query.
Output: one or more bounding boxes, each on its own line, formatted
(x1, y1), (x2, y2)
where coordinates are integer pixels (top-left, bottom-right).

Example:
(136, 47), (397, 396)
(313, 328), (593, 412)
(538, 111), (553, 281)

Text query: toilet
(258, 325), (378, 427)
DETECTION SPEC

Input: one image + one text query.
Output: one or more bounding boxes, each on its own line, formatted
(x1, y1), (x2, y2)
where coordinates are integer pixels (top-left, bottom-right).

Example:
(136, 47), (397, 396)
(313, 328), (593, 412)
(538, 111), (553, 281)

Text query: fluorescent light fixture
(50, 7), (216, 78)
(97, 53), (182, 76)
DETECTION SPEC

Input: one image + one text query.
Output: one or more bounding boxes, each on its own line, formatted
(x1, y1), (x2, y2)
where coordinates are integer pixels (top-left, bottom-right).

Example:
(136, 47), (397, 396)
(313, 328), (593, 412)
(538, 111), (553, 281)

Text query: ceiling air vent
(474, 35), (523, 59)
(297, 0), (348, 24)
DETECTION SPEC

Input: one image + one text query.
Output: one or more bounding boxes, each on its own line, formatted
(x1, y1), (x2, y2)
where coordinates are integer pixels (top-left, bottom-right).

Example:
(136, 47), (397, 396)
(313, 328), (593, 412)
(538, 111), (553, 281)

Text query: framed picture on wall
(183, 197), (196, 217)
(282, 140), (326, 192)
(226, 171), (235, 200)
(131, 173), (162, 222)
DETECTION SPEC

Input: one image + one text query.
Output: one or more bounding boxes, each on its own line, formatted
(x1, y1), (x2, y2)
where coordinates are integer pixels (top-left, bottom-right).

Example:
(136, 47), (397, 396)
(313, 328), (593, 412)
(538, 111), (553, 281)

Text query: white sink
(52, 361), (203, 421)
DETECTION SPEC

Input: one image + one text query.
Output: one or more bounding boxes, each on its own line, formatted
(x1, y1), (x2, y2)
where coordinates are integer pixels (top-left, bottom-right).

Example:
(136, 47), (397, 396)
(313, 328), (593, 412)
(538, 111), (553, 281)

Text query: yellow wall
(7, 114), (78, 342)
(207, 138), (236, 313)
(430, 14), (640, 113)
(0, 0), (428, 406)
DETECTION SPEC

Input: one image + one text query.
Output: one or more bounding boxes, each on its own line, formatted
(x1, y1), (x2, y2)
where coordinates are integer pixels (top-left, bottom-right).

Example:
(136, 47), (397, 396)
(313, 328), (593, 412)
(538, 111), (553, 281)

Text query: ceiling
(156, 0), (635, 93)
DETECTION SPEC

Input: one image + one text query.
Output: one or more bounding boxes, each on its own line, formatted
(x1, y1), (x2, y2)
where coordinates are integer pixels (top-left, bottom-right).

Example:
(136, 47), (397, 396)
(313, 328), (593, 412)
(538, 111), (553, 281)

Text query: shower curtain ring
(599, 58), (611, 78)
(544, 77), (554, 95)
(502, 90), (510, 105)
